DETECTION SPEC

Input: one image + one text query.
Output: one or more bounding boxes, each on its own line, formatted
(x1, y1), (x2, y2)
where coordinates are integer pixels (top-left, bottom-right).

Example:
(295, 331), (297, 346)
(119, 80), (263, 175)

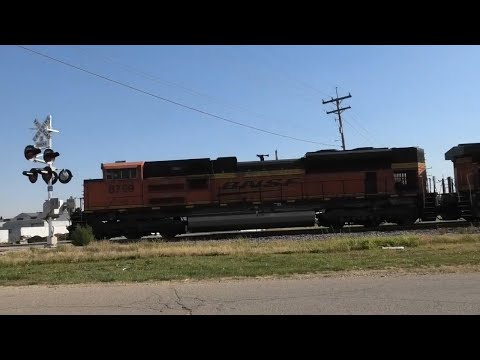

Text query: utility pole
(322, 88), (352, 151)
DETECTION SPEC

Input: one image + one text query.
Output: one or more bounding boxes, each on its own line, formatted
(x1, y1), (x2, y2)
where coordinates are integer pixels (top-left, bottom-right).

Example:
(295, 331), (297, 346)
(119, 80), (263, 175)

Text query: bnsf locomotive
(69, 143), (480, 239)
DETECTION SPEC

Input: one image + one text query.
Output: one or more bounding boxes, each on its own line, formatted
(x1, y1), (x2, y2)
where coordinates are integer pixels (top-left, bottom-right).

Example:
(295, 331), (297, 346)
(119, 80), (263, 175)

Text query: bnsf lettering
(222, 182), (240, 190)
(108, 184), (134, 193)
(221, 179), (299, 190)
(240, 181), (258, 189)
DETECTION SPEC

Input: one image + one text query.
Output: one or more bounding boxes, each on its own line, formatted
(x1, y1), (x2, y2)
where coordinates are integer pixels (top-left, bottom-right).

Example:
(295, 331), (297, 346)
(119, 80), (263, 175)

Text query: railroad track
(1, 220), (478, 248)
(113, 219), (480, 242)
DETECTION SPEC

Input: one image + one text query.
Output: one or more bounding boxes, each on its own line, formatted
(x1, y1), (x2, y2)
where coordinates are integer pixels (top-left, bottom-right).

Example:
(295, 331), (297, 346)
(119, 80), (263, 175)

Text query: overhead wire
(88, 46), (368, 147)
(335, 84), (375, 137)
(71, 46), (279, 124)
(254, 47), (333, 98)
(17, 45), (338, 147)
(340, 117), (371, 144)
(256, 47), (376, 144)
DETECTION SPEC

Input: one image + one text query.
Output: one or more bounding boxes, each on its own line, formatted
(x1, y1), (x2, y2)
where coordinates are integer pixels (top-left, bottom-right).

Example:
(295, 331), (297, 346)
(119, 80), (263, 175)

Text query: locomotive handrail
(420, 175), (425, 208)
(467, 173), (473, 206)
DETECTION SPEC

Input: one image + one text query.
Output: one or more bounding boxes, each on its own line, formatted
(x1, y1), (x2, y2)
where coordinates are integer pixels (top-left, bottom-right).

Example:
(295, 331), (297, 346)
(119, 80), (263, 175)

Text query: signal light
(43, 149), (60, 163)
(22, 168), (39, 183)
(41, 166), (58, 185)
(58, 169), (73, 184)
(24, 145), (41, 161)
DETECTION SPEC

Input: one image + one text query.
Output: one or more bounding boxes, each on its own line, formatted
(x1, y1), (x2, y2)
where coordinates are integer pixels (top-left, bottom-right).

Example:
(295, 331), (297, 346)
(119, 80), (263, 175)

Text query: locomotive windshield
(105, 168), (137, 180)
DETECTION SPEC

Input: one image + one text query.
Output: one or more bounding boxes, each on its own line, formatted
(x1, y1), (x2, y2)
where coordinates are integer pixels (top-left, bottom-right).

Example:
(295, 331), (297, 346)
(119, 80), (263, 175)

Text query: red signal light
(43, 149), (60, 163)
(41, 167), (58, 185)
(24, 145), (41, 161)
(22, 168), (39, 183)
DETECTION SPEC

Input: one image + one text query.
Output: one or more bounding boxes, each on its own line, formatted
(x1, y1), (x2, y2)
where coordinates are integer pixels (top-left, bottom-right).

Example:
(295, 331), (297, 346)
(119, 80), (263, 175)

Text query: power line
(253, 48), (374, 143)
(257, 47), (333, 98)
(255, 50), (374, 141)
(336, 84), (373, 136)
(17, 46), (338, 147)
(344, 111), (373, 136)
(227, 46), (334, 109)
(341, 116), (371, 144)
(342, 113), (375, 142)
(71, 45), (279, 125)
(215, 47), (368, 147)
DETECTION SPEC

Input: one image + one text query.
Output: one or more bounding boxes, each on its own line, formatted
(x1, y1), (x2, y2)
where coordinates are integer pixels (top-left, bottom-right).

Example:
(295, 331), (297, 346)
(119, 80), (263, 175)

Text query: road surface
(1, 272), (479, 314)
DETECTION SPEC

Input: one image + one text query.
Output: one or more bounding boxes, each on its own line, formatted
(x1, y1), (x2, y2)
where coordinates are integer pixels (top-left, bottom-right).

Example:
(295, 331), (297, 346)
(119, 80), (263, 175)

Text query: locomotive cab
(444, 143), (480, 220)
(83, 161), (144, 212)
(101, 161), (144, 208)
(391, 147), (426, 195)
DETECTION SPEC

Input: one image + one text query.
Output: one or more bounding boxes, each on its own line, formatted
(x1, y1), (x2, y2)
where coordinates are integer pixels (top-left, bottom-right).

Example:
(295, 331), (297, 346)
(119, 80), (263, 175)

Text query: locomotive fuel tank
(187, 211), (316, 232)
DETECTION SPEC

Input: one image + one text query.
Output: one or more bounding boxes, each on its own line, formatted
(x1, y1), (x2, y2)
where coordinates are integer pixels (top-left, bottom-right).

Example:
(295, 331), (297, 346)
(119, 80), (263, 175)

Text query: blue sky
(1, 45), (478, 218)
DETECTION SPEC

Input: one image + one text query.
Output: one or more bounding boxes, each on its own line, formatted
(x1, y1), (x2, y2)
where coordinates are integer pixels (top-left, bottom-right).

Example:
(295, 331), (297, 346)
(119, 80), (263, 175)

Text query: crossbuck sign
(32, 118), (49, 148)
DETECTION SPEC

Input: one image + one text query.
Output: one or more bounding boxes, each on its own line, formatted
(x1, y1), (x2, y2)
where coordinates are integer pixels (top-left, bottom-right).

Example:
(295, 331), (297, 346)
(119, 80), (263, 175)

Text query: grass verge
(0, 234), (479, 286)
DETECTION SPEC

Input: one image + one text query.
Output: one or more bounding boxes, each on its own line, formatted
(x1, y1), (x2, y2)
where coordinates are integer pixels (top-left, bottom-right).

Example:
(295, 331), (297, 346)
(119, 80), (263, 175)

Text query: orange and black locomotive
(71, 145), (444, 239)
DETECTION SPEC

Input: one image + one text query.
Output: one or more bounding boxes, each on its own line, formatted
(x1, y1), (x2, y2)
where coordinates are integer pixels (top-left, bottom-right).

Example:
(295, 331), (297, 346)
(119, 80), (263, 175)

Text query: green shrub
(71, 225), (95, 246)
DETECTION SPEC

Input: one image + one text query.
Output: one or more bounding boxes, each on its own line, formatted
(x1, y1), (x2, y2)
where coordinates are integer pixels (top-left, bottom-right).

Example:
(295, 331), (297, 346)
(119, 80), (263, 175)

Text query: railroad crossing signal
(24, 145), (41, 161)
(58, 169), (73, 184)
(32, 118), (50, 148)
(22, 168), (39, 183)
(23, 145), (61, 164)
(23, 114), (70, 249)
(43, 148), (60, 163)
(41, 166), (58, 185)
(22, 115), (73, 185)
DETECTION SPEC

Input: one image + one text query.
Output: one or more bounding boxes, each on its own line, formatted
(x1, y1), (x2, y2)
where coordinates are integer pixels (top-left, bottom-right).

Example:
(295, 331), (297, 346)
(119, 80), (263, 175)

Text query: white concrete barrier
(0, 230), (8, 243)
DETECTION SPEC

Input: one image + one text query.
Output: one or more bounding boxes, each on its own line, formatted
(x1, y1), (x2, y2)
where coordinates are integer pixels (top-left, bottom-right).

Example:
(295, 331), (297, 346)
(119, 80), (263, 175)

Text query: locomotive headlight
(58, 169), (73, 184)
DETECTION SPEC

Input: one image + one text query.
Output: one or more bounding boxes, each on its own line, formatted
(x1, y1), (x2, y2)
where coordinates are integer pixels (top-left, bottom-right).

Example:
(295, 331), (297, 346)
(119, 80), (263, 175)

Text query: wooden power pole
(322, 88), (352, 151)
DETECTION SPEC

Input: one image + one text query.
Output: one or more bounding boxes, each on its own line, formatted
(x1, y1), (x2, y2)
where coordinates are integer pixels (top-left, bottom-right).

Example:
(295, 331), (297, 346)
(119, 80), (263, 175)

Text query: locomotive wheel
(363, 219), (381, 228)
(125, 233), (141, 240)
(330, 221), (345, 230)
(397, 218), (417, 226)
(160, 232), (178, 241)
(95, 234), (108, 241)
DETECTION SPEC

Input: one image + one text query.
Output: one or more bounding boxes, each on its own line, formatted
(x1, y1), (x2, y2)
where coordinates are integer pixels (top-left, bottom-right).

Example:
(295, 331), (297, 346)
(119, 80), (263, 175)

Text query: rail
(107, 220), (479, 243)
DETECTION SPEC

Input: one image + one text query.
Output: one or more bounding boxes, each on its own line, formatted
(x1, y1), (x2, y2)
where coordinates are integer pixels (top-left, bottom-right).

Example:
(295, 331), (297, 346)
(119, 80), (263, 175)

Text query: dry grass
(1, 233), (479, 266)
(1, 233), (480, 286)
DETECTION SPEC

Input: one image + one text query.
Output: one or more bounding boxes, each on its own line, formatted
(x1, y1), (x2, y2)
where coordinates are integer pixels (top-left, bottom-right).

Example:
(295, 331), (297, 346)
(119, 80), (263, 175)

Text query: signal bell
(24, 145), (41, 161)
(43, 149), (60, 163)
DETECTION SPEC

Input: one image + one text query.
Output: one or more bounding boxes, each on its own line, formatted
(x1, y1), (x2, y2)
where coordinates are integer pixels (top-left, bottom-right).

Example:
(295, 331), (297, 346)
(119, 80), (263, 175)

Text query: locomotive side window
(394, 172), (407, 185)
(106, 168), (137, 180)
(394, 171), (418, 191)
(106, 170), (115, 180)
(122, 169), (137, 179)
